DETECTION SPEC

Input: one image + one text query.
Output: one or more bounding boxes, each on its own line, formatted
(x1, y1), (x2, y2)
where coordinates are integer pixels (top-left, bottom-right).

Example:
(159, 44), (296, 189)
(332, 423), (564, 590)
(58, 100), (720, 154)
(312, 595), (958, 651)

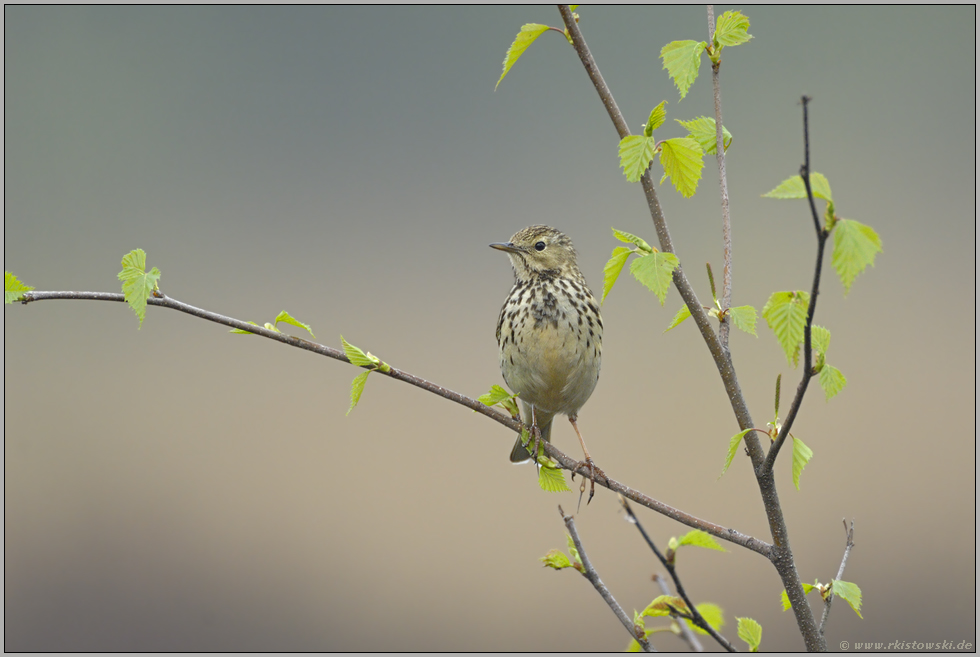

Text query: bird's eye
(534, 241), (546, 251)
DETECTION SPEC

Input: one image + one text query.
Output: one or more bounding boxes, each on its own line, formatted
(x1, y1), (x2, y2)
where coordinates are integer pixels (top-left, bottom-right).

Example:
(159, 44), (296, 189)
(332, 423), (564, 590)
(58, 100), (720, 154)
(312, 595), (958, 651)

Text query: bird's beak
(490, 241), (519, 253)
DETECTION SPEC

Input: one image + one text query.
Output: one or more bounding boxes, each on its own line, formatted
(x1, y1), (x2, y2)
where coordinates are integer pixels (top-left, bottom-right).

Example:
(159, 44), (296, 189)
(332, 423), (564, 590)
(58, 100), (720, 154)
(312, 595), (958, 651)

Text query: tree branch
(706, 5), (734, 353)
(17, 288), (771, 556)
(622, 498), (735, 652)
(560, 506), (655, 652)
(819, 520), (855, 636)
(556, 8), (825, 650)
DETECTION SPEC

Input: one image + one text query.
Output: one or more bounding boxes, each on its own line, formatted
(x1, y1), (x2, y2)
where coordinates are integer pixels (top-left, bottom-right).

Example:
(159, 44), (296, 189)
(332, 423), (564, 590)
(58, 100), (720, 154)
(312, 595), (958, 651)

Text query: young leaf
(619, 134), (658, 182)
(540, 548), (573, 570)
(762, 172), (833, 201)
(230, 321), (261, 334)
(791, 436), (813, 490)
(686, 603), (725, 635)
(664, 304), (692, 333)
(736, 617), (762, 652)
(642, 595), (690, 617)
(660, 40), (706, 100)
(810, 324), (831, 356)
(720, 428), (753, 478)
(274, 310), (315, 337)
(538, 460), (571, 492)
(644, 100), (668, 136)
(602, 246), (632, 304)
(780, 582), (818, 610)
(4, 271), (34, 304)
(831, 580), (863, 619)
(832, 218), (882, 293)
(713, 10), (753, 48)
(478, 384), (514, 407)
(675, 116), (733, 155)
(677, 529), (727, 552)
(728, 305), (758, 336)
(612, 228), (654, 253)
(117, 248), (161, 328)
(347, 370), (371, 415)
(496, 23), (551, 90)
(762, 291), (810, 366)
(629, 251), (680, 305)
(659, 137), (704, 198)
(340, 335), (378, 367)
(819, 364), (847, 400)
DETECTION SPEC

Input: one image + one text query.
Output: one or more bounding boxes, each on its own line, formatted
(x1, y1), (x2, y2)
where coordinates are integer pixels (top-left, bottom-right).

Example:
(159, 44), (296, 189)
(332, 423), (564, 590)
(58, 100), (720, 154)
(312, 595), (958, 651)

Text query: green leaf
(762, 291), (810, 366)
(4, 271), (34, 304)
(538, 460), (571, 492)
(230, 320), (261, 334)
(644, 100), (668, 137)
(629, 251), (680, 305)
(791, 435), (813, 490)
(714, 10), (753, 48)
(736, 617), (762, 652)
(347, 370), (371, 415)
(664, 304), (692, 332)
(340, 335), (378, 367)
(781, 582), (818, 610)
(612, 228), (654, 253)
(478, 384), (515, 407)
(117, 248), (161, 329)
(762, 172), (833, 201)
(728, 305), (758, 336)
(819, 364), (847, 400)
(677, 529), (727, 552)
(642, 595), (690, 618)
(720, 428), (752, 479)
(601, 246), (632, 305)
(540, 548), (573, 570)
(659, 137), (704, 198)
(833, 218), (882, 294)
(619, 134), (659, 183)
(274, 310), (315, 337)
(496, 23), (551, 90)
(810, 325), (831, 356)
(686, 603), (724, 636)
(831, 580), (863, 619)
(675, 116), (733, 155)
(660, 40), (706, 100)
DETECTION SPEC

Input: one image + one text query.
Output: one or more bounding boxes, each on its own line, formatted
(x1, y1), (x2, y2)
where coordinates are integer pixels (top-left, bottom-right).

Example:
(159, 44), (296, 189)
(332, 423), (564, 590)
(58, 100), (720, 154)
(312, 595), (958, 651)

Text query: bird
(490, 225), (603, 500)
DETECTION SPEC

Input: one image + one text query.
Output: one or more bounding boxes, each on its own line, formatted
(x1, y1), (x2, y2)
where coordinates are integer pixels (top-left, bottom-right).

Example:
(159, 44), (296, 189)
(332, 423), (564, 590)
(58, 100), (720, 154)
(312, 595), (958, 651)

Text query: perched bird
(491, 225), (603, 498)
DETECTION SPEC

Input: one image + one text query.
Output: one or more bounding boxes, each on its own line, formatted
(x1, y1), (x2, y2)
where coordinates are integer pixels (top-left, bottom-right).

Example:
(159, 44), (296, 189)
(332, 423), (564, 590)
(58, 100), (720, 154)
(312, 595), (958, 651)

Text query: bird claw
(570, 458), (602, 507)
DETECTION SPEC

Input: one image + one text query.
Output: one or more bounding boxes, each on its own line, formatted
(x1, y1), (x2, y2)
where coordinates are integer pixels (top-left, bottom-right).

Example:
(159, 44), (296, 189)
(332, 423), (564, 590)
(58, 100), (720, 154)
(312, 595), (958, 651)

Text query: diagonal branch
(819, 520), (856, 635)
(17, 288), (772, 556)
(560, 506), (655, 652)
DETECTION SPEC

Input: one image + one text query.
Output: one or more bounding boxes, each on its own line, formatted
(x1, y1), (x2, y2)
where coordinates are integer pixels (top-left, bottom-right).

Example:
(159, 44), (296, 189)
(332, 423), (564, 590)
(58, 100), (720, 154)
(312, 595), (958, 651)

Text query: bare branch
(819, 520), (856, 635)
(560, 506), (655, 652)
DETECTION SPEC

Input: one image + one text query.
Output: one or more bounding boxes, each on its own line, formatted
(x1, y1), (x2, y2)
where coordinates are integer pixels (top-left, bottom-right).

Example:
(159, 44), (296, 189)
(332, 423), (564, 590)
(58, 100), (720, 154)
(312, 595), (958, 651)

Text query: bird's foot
(570, 458), (604, 508)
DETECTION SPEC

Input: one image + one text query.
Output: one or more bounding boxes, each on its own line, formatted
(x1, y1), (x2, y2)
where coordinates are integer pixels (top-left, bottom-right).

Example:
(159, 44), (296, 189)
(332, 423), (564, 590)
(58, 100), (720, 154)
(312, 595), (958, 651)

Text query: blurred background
(5, 6), (975, 651)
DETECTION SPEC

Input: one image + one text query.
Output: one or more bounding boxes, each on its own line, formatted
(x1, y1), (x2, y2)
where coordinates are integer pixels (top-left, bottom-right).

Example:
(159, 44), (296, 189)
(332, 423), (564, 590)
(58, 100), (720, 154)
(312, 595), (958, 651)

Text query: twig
(763, 96), (827, 474)
(706, 5), (734, 353)
(556, 8), (825, 651)
(560, 506), (655, 652)
(17, 288), (772, 556)
(819, 520), (855, 635)
(622, 498), (736, 652)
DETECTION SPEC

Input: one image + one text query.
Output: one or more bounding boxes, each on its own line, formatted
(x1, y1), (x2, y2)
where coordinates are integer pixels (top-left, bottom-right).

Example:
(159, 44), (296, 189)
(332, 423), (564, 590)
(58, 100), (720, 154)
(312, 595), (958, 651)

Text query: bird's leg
(568, 414), (603, 505)
(529, 405), (543, 466)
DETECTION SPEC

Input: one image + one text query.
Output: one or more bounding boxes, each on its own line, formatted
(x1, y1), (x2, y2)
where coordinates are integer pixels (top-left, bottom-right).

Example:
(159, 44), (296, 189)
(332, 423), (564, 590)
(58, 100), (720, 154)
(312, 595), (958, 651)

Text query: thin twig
(17, 287), (772, 556)
(622, 498), (736, 652)
(707, 5), (734, 353)
(819, 520), (855, 635)
(560, 506), (655, 652)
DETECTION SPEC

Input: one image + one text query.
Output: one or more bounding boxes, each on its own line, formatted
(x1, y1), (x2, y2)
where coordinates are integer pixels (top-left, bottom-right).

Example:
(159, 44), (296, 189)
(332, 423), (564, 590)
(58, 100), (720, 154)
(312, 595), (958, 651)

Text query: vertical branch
(820, 521), (856, 635)
(706, 5), (734, 352)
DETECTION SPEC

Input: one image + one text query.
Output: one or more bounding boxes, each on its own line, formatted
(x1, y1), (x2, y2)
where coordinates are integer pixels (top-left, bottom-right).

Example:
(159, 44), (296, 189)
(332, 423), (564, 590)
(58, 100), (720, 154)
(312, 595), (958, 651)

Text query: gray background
(5, 6), (975, 651)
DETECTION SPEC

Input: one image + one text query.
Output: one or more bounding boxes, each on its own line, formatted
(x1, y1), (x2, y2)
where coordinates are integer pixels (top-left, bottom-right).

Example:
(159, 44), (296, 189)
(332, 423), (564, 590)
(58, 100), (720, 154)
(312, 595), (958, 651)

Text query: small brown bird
(491, 225), (602, 497)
